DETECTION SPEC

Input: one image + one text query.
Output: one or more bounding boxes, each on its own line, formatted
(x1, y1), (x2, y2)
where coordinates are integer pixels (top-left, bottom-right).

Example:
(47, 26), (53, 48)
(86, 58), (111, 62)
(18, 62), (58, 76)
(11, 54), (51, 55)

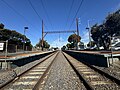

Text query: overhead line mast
(42, 20), (44, 51)
(76, 18), (79, 36)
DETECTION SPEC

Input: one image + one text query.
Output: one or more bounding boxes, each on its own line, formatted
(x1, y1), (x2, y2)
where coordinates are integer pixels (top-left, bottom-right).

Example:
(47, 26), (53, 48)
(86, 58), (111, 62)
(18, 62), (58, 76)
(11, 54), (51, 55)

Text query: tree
(91, 24), (111, 50)
(87, 41), (95, 47)
(0, 29), (32, 49)
(61, 46), (66, 50)
(66, 43), (71, 49)
(91, 9), (120, 50)
(36, 39), (50, 49)
(68, 34), (81, 43)
(43, 40), (50, 48)
(68, 34), (81, 48)
(105, 9), (120, 36)
(66, 43), (74, 49)
(0, 23), (4, 29)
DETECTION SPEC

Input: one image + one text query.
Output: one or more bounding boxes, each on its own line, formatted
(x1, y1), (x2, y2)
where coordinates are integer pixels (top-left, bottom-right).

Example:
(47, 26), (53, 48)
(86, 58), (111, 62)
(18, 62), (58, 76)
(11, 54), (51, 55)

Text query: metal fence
(0, 44), (32, 53)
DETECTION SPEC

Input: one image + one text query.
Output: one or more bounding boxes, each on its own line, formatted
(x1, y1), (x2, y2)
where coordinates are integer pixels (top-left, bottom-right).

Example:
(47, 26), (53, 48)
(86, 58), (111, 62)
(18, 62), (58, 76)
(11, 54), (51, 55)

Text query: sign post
(0, 43), (4, 50)
(5, 40), (8, 70)
(0, 40), (8, 70)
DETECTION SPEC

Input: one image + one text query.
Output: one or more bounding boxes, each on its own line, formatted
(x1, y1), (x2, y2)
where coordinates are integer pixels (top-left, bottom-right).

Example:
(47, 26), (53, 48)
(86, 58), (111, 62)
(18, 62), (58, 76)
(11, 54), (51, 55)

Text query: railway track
(42, 51), (86, 90)
(63, 52), (120, 90)
(1, 51), (120, 90)
(1, 51), (58, 90)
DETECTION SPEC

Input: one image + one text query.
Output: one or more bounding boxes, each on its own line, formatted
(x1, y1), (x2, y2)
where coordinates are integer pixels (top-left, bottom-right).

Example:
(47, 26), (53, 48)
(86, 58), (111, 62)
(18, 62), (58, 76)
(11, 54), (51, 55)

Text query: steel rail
(0, 51), (57, 89)
(62, 52), (94, 90)
(62, 51), (120, 90)
(33, 52), (59, 90)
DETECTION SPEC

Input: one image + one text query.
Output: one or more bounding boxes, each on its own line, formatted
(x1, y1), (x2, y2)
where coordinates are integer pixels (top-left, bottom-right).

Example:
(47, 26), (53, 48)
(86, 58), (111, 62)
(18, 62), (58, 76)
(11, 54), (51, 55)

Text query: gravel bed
(69, 60), (120, 90)
(0, 53), (53, 88)
(14, 53), (53, 76)
(63, 52), (120, 90)
(14, 58), (43, 76)
(0, 70), (16, 87)
(3, 53), (57, 90)
(43, 52), (86, 90)
(94, 64), (120, 80)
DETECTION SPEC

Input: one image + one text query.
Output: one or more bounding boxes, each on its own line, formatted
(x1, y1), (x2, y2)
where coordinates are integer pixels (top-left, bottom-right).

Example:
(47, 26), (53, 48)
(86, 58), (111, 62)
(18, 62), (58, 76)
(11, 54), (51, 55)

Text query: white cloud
(50, 37), (67, 49)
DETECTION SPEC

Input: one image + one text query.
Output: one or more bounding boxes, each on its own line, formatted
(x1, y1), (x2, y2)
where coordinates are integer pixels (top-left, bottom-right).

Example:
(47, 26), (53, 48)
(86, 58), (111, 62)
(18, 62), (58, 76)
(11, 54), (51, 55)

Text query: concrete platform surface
(0, 51), (53, 61)
(73, 50), (120, 54)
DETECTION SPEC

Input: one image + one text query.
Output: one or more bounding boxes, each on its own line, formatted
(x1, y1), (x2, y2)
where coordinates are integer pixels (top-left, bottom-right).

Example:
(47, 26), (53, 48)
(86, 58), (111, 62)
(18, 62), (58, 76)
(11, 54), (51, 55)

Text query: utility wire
(1, 0), (41, 45)
(1, 0), (40, 34)
(41, 0), (54, 30)
(69, 0), (84, 30)
(1, 0), (31, 24)
(65, 0), (74, 30)
(28, 0), (42, 21)
(27, 31), (39, 39)
(28, 0), (48, 30)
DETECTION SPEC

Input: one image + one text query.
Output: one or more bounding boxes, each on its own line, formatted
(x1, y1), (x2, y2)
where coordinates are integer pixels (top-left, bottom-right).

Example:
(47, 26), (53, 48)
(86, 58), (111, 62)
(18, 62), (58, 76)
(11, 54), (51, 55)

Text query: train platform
(0, 51), (55, 69)
(73, 50), (120, 55)
(0, 51), (52, 61)
(64, 50), (120, 67)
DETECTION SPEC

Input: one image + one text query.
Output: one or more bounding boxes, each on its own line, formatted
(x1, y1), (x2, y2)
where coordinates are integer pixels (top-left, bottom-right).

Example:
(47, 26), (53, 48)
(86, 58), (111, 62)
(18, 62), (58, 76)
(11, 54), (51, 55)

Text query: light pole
(110, 35), (113, 66)
(42, 20), (44, 51)
(86, 20), (91, 49)
(76, 18), (81, 50)
(23, 27), (28, 52)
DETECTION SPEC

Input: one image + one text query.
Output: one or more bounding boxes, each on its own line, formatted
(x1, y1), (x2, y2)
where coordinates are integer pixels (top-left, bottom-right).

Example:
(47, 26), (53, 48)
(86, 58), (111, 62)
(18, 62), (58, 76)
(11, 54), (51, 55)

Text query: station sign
(0, 43), (4, 50)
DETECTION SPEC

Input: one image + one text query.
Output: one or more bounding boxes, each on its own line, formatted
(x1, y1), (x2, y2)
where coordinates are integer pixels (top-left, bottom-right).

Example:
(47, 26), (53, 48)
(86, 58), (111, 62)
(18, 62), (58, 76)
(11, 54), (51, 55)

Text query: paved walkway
(0, 51), (49, 59)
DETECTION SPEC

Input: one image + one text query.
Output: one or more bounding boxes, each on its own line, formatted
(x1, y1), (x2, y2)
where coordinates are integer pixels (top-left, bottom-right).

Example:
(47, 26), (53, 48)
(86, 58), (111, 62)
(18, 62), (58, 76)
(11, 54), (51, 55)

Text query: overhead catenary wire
(1, 0), (31, 25)
(41, 0), (54, 30)
(1, 0), (40, 35)
(69, 0), (84, 30)
(28, 0), (42, 21)
(27, 31), (39, 39)
(28, 0), (49, 30)
(64, 0), (75, 30)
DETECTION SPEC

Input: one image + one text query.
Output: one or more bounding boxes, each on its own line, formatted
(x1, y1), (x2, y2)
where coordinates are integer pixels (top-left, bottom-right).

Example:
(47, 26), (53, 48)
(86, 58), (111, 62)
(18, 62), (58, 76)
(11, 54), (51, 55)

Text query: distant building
(77, 42), (84, 50)
(111, 36), (120, 44)
(111, 36), (120, 50)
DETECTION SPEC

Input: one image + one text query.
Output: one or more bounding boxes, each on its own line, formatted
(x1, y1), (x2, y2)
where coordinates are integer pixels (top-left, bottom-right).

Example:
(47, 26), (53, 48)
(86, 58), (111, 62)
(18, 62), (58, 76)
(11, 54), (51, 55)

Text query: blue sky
(0, 0), (120, 48)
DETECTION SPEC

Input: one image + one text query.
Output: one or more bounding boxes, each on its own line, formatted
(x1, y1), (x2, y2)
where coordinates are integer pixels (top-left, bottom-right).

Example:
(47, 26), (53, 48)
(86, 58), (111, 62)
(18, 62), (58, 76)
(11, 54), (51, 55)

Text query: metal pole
(76, 18), (79, 36)
(16, 45), (17, 52)
(5, 40), (8, 70)
(76, 18), (79, 50)
(42, 20), (44, 51)
(88, 20), (91, 49)
(110, 36), (113, 66)
(23, 27), (28, 52)
(23, 28), (25, 52)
